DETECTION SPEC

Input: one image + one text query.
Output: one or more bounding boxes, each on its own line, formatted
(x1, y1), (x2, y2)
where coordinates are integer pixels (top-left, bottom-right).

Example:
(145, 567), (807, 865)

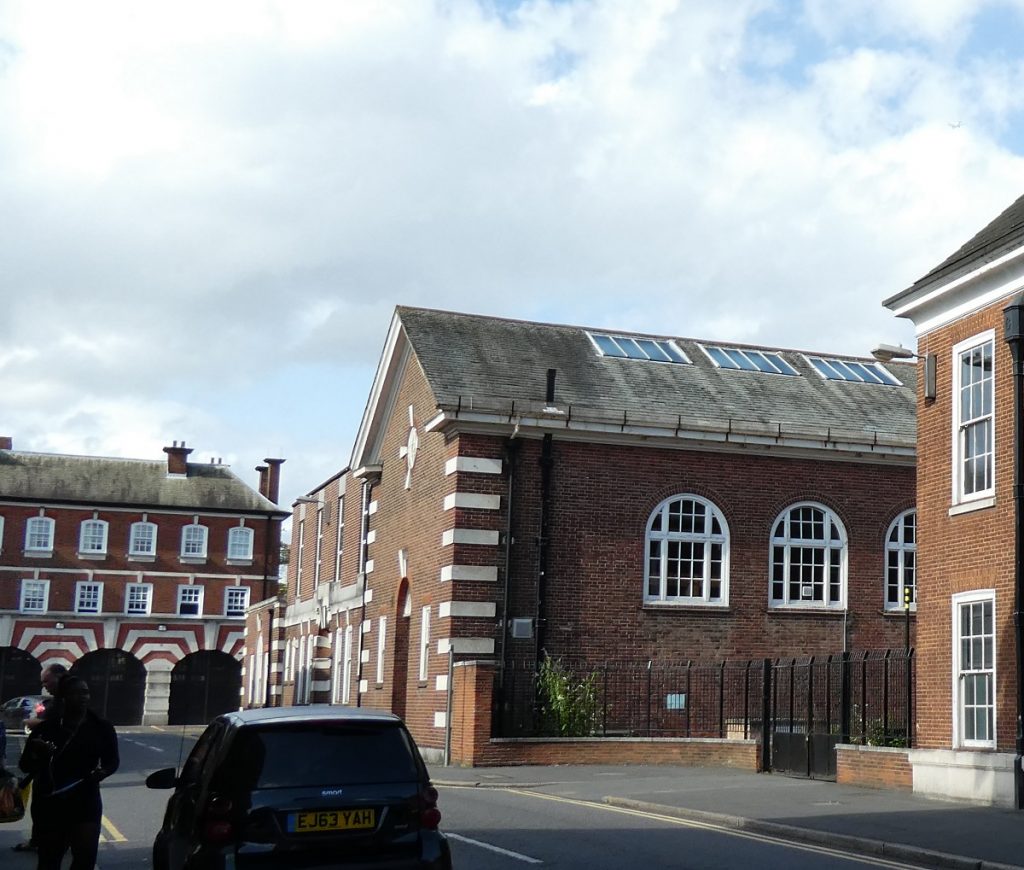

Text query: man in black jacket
(12, 662), (68, 854)
(20, 677), (119, 870)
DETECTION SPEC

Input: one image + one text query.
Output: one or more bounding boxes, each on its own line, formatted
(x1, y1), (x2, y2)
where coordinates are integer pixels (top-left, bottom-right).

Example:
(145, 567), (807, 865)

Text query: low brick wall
(469, 737), (760, 769)
(836, 744), (912, 790)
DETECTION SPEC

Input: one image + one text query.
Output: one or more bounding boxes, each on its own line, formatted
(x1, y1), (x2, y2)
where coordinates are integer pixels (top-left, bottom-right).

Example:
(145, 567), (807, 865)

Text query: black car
(146, 706), (452, 870)
(0, 695), (47, 734)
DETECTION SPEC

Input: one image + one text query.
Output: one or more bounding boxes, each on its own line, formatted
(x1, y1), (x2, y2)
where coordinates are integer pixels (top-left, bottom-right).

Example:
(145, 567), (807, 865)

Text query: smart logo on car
(321, 788), (345, 797)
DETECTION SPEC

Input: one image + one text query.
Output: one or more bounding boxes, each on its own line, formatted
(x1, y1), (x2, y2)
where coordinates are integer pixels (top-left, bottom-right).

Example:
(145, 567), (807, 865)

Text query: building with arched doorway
(0, 438), (287, 724)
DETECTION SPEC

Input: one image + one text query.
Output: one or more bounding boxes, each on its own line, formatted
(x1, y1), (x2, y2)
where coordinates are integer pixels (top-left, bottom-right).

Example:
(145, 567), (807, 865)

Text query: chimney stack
(0, 437), (11, 450)
(263, 458), (285, 504)
(256, 465), (270, 499)
(163, 440), (193, 476)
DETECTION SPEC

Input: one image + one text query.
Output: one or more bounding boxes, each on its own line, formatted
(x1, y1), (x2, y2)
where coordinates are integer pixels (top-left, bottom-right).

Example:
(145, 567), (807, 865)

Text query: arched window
(25, 516), (55, 552)
(644, 495), (729, 605)
(79, 519), (109, 555)
(129, 521), (157, 556)
(885, 510), (916, 611)
(770, 502), (847, 609)
(227, 526), (254, 561)
(181, 523), (208, 559)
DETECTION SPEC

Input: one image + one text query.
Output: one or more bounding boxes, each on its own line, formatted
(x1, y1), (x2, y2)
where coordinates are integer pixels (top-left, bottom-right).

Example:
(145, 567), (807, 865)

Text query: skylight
(589, 332), (690, 364)
(807, 356), (901, 386)
(702, 345), (798, 376)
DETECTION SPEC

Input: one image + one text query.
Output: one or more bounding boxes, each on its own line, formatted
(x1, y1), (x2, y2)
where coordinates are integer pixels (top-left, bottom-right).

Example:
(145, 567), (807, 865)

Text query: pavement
(428, 763), (1024, 870)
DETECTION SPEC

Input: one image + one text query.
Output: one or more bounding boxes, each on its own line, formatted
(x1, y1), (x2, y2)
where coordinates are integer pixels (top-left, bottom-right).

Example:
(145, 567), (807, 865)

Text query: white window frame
(952, 331), (996, 506)
(419, 606), (430, 683)
(952, 589), (996, 749)
(335, 495), (345, 576)
(78, 519), (109, 555)
(376, 617), (387, 685)
(129, 521), (157, 557)
(769, 502), (848, 609)
(74, 581), (103, 614)
(125, 582), (153, 615)
(284, 639), (294, 682)
(332, 628), (344, 703)
(177, 584), (204, 617)
(644, 494), (730, 606)
(20, 579), (49, 612)
(342, 625), (353, 704)
(227, 526), (254, 561)
(884, 510), (917, 612)
(224, 586), (250, 616)
(181, 523), (209, 559)
(25, 516), (54, 553)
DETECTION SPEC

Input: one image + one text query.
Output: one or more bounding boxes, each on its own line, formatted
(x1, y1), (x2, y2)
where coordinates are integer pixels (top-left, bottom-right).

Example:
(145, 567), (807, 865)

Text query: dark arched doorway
(392, 580), (411, 720)
(169, 651), (241, 725)
(0, 648), (42, 700)
(71, 649), (146, 725)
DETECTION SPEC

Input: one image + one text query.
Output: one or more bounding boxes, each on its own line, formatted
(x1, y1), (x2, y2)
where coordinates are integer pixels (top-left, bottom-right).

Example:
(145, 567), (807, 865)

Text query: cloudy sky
(3, 0), (1024, 520)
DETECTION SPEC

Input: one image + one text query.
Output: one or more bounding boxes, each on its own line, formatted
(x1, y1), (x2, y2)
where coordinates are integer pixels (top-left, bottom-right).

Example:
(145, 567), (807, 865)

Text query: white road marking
(446, 832), (543, 864)
(125, 739), (165, 752)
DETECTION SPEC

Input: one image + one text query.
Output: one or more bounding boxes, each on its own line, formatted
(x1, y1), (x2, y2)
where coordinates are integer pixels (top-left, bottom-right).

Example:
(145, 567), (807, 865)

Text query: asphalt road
(2, 729), (926, 869)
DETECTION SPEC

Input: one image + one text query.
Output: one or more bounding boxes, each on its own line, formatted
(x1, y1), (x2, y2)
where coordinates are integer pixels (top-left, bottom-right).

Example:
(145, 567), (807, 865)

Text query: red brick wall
(836, 745), (912, 790)
(914, 301), (1017, 751)
(505, 439), (914, 663)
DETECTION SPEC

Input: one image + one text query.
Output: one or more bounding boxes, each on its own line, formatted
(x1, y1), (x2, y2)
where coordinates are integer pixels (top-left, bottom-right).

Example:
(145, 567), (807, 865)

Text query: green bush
(537, 658), (600, 737)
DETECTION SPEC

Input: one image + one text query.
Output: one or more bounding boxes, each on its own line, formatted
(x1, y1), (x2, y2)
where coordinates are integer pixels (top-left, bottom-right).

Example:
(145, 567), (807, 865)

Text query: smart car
(146, 706), (451, 870)
(0, 695), (47, 735)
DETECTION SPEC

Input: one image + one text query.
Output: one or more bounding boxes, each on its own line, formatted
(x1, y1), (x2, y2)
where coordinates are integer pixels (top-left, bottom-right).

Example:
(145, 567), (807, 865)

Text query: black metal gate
(169, 651), (241, 725)
(769, 651), (913, 779)
(71, 649), (147, 725)
(0, 647), (42, 700)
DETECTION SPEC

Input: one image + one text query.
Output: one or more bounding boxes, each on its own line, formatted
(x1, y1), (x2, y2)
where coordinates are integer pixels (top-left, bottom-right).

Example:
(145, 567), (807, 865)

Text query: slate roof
(886, 192), (1024, 305)
(0, 451), (285, 514)
(396, 307), (916, 444)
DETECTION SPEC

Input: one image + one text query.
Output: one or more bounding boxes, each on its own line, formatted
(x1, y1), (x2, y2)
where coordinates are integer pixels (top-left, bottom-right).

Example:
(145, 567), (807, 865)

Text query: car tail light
(418, 786), (441, 830)
(201, 795), (235, 846)
(33, 703), (45, 716)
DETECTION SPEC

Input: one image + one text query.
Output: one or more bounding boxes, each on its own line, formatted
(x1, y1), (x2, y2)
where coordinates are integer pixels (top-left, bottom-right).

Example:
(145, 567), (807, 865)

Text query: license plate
(287, 808), (376, 833)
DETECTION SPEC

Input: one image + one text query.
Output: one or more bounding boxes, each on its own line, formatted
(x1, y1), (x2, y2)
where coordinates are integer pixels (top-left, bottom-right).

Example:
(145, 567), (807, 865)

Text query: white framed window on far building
(227, 526), (254, 562)
(180, 522), (208, 561)
(177, 585), (204, 616)
(129, 521), (157, 558)
(75, 581), (103, 614)
(419, 606), (430, 683)
(79, 519), (108, 556)
(953, 589), (996, 748)
(769, 502), (848, 609)
(20, 579), (48, 612)
(225, 586), (250, 617)
(884, 510), (916, 612)
(125, 583), (153, 615)
(25, 516), (54, 554)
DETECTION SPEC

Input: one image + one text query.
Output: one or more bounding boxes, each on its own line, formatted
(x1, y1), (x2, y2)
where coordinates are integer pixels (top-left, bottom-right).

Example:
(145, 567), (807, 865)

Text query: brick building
(883, 193), (1024, 806)
(0, 438), (286, 725)
(249, 307), (917, 759)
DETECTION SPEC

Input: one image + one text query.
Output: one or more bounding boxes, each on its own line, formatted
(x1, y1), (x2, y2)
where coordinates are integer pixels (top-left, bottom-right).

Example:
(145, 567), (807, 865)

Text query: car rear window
(216, 723), (422, 789)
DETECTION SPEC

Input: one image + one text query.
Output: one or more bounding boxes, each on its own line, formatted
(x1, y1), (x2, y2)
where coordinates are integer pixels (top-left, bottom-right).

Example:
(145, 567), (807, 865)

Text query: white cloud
(2, 0), (1024, 504)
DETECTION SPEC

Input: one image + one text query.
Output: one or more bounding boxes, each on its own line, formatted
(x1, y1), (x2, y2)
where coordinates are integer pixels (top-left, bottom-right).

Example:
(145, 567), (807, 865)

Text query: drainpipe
(1003, 294), (1024, 810)
(535, 369), (556, 662)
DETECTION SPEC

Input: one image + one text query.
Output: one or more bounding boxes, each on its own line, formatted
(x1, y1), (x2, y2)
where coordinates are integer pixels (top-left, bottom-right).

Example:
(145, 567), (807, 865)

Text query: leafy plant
(536, 658), (600, 737)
